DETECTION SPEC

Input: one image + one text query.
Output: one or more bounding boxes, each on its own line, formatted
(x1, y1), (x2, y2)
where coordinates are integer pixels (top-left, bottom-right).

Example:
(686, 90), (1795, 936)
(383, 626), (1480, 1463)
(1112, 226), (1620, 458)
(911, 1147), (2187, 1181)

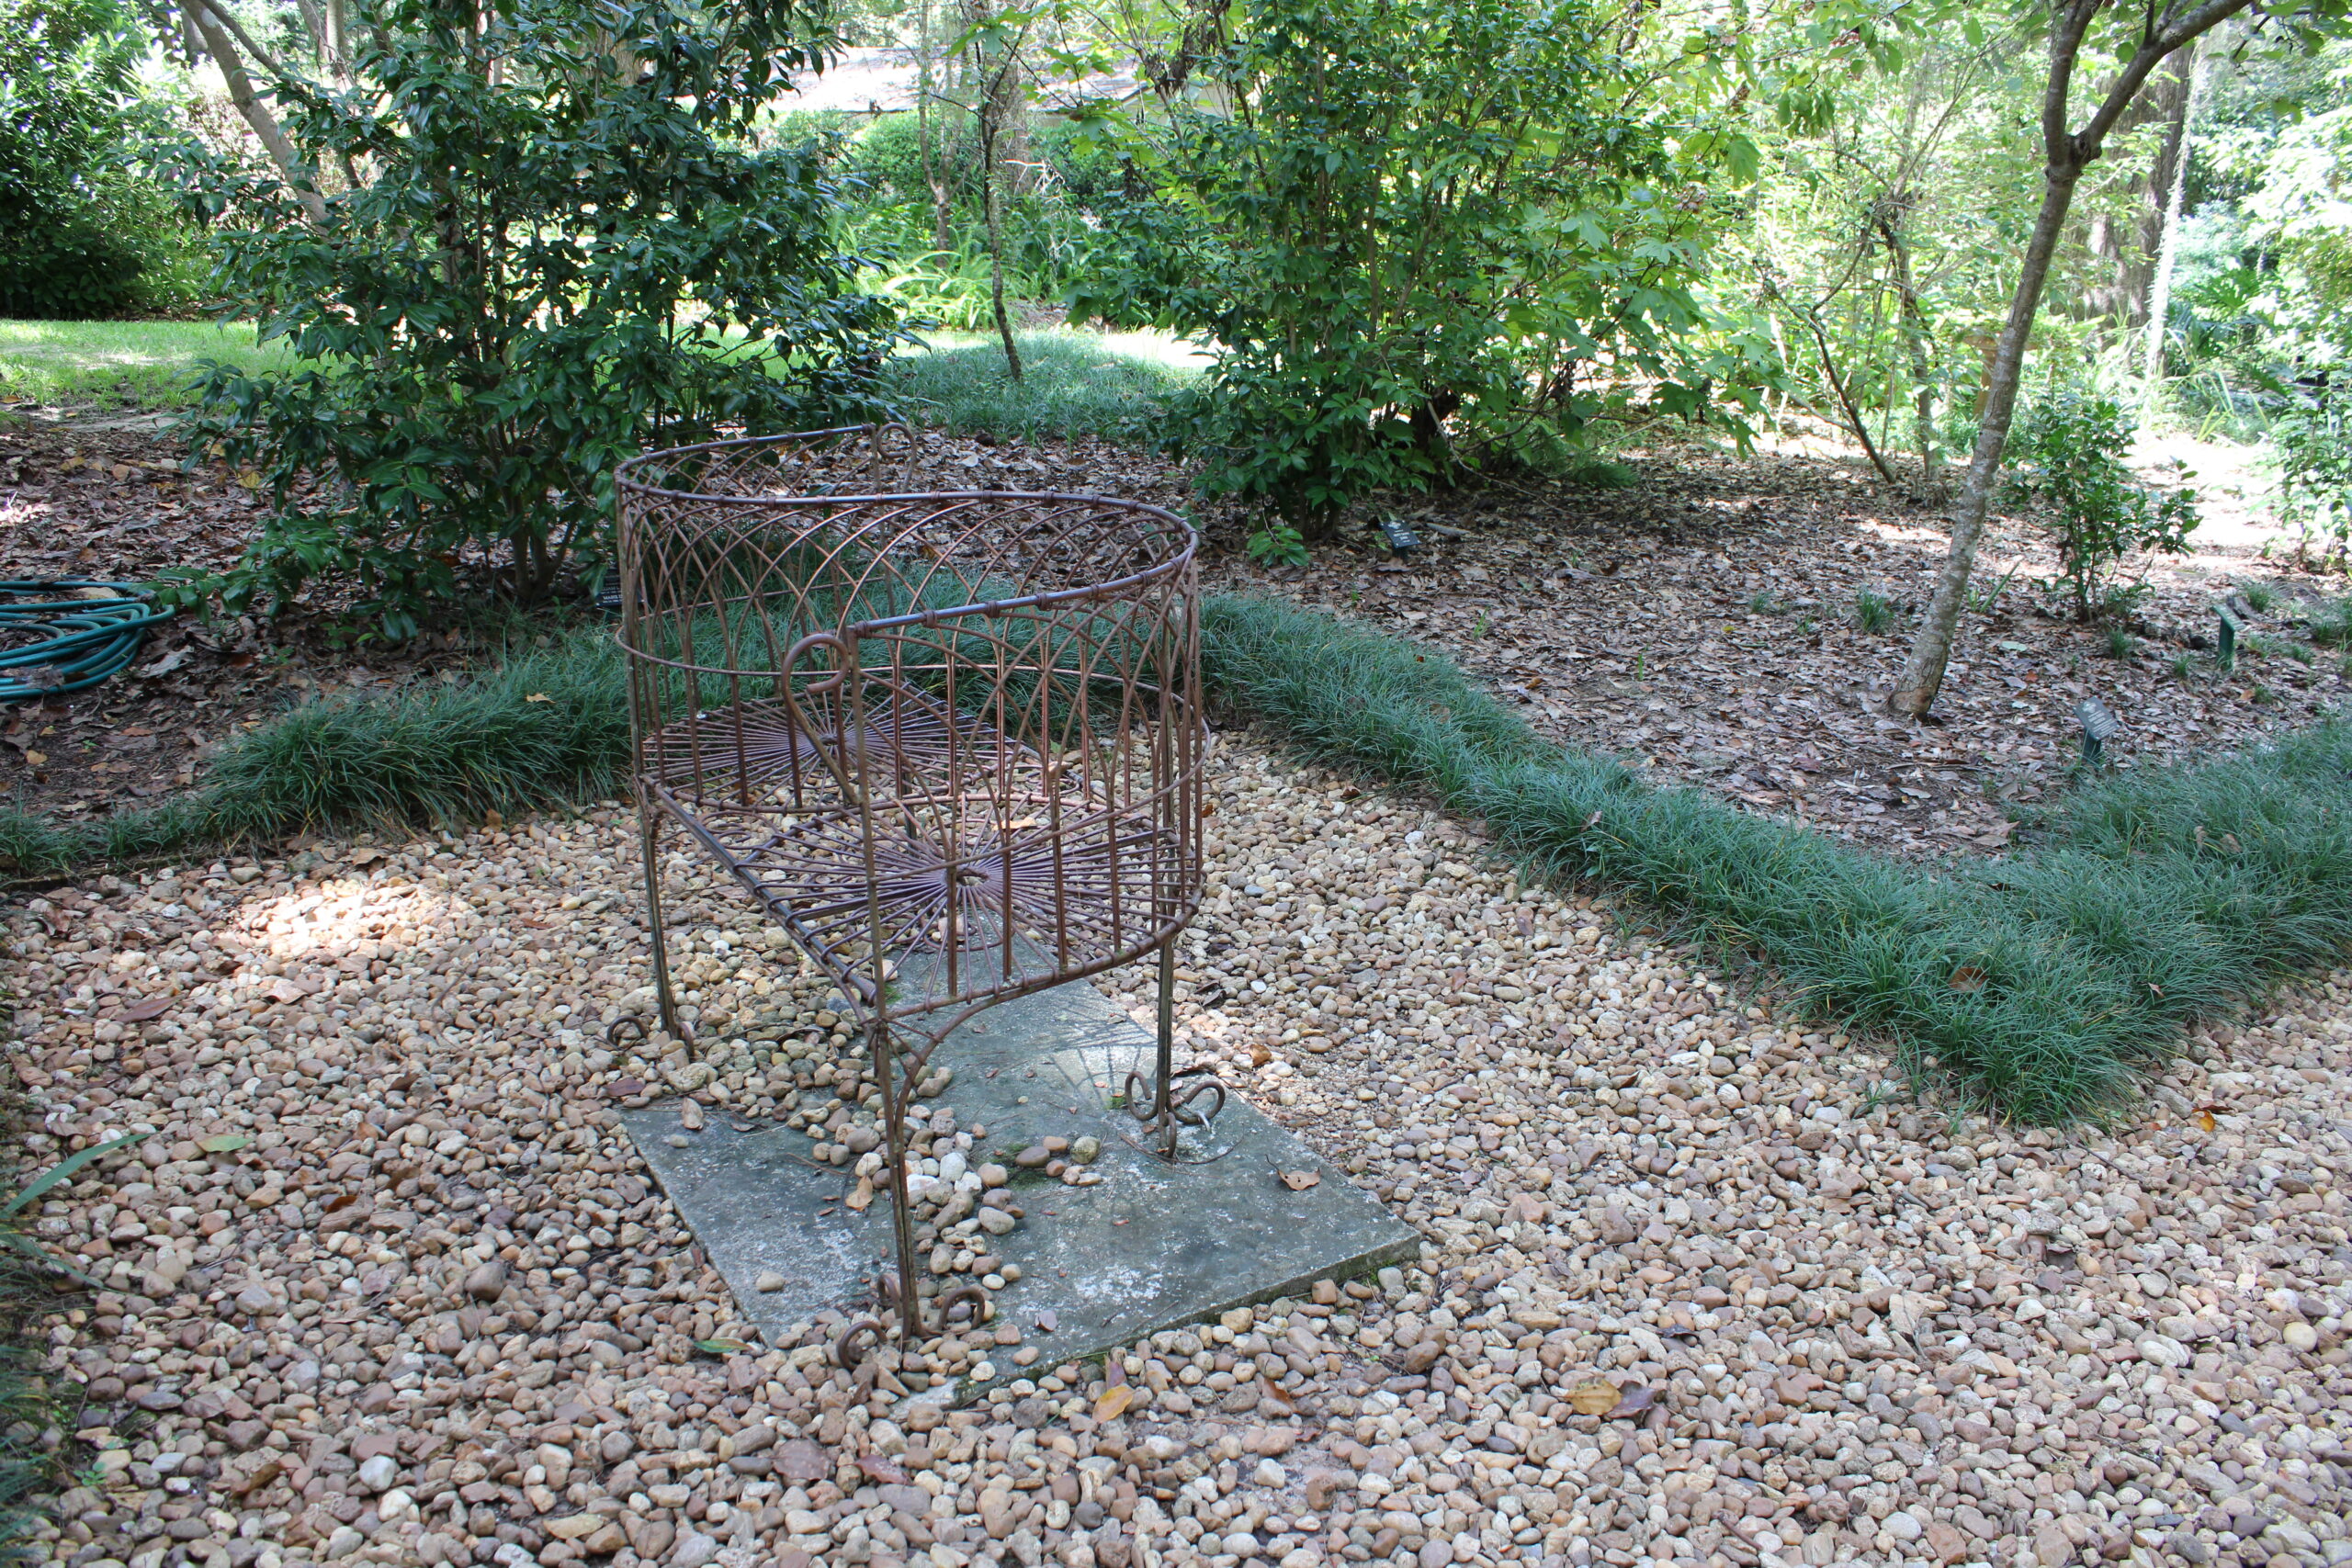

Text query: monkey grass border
(6, 594), (2349, 1122)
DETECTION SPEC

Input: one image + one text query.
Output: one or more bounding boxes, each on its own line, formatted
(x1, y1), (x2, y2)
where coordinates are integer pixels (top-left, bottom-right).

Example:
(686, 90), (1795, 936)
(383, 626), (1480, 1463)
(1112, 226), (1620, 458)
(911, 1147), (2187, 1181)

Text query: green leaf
(198, 1134), (252, 1155)
(0, 1131), (153, 1220)
(694, 1337), (751, 1355)
(0, 1229), (104, 1288)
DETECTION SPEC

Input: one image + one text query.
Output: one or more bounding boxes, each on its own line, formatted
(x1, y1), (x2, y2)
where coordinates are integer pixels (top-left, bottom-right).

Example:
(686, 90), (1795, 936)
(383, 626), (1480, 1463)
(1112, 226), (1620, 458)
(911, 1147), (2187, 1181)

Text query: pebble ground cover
(9, 738), (2352, 1568)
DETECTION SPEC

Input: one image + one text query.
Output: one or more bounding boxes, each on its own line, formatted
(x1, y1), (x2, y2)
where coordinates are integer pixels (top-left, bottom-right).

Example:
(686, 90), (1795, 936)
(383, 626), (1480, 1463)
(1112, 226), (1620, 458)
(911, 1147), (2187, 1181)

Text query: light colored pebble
(7, 741), (2349, 1568)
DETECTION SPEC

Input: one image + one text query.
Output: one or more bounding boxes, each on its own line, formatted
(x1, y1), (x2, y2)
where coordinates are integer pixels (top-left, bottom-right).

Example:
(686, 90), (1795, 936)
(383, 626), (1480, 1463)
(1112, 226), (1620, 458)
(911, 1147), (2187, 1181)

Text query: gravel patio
(9, 737), (2351, 1568)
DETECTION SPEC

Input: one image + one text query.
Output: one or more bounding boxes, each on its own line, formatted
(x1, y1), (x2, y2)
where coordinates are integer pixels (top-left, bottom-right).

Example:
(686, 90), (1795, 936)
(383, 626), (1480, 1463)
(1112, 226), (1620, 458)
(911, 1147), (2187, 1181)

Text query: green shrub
(1083, 0), (1736, 525)
(0, 0), (175, 319)
(2004, 393), (2199, 621)
(2270, 373), (2352, 567)
(165, 0), (900, 643)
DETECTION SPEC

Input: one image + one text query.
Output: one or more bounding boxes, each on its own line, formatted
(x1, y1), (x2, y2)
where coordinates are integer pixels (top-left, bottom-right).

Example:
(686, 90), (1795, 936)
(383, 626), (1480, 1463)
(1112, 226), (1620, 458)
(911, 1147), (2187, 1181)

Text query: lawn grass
(0, 319), (294, 408)
(0, 318), (1198, 444)
(880, 329), (1203, 443)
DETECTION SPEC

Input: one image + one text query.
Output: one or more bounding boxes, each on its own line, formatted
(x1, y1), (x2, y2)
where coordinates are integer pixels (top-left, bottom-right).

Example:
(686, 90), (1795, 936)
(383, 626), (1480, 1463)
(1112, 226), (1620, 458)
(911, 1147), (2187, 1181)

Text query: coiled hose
(0, 580), (175, 702)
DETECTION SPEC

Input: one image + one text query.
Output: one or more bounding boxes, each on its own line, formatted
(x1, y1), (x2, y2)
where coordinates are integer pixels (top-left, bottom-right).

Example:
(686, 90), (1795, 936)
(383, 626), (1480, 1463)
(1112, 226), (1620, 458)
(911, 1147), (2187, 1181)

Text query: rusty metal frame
(614, 424), (1205, 1340)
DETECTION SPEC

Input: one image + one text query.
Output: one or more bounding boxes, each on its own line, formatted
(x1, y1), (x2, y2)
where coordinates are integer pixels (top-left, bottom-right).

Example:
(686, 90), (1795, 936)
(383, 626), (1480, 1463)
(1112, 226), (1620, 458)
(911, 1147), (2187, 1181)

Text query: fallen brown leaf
(1565, 1378), (1620, 1416)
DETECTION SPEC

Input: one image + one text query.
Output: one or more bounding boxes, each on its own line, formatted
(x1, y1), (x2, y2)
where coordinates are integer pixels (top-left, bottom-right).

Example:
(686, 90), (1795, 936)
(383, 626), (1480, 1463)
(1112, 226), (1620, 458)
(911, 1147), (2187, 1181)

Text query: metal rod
(873, 1012), (925, 1344)
(640, 803), (683, 1039)
(1156, 936), (1177, 1160)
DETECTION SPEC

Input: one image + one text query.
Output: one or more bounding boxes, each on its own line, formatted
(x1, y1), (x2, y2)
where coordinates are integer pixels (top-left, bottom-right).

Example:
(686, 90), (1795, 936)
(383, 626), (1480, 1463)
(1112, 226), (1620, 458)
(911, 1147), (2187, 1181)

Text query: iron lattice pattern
(616, 425), (1205, 1030)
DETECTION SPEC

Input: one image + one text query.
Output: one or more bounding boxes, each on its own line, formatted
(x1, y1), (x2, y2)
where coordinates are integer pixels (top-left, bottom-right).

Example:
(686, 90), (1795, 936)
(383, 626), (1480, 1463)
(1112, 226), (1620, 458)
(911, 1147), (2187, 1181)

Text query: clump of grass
(0, 632), (631, 876)
(2106, 626), (2137, 660)
(1747, 591), (1782, 615)
(1852, 588), (1895, 634)
(2306, 594), (2352, 648)
(2169, 650), (2196, 682)
(1203, 593), (2352, 1122)
(2242, 581), (2279, 614)
(1559, 458), (1640, 490)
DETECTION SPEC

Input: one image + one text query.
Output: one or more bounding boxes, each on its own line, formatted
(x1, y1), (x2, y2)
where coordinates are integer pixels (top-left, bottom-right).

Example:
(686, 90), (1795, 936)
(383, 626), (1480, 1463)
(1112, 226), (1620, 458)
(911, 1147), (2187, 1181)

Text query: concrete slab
(622, 970), (1418, 1375)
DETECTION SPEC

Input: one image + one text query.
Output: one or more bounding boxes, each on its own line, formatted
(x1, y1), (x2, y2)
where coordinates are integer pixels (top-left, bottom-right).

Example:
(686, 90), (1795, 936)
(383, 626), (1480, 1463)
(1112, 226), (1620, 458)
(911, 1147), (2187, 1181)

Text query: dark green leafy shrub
(1080, 0), (1742, 525)
(2004, 394), (2199, 621)
(2270, 373), (2352, 567)
(167, 0), (900, 641)
(0, 0), (175, 319)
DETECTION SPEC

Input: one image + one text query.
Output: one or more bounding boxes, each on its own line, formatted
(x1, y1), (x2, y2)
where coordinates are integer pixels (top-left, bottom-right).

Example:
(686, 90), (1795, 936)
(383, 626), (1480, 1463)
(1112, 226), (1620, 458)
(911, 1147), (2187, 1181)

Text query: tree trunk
(916, 0), (954, 252)
(2140, 45), (2209, 411)
(187, 0), (327, 221)
(1888, 164), (2083, 716)
(1878, 211), (1943, 499)
(978, 104), (1022, 382)
(1888, 0), (2256, 719)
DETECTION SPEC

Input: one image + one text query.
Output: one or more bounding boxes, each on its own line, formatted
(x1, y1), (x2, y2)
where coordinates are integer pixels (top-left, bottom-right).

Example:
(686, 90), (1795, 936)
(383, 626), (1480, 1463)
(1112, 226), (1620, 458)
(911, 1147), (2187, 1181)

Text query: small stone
(978, 1207), (1018, 1236)
(670, 1527), (718, 1568)
(1252, 1459), (1286, 1487)
(1418, 1539), (1453, 1568)
(1884, 1511), (1923, 1544)
(2137, 1334), (2191, 1368)
(755, 1270), (787, 1292)
(356, 1454), (399, 1492)
(2283, 1321), (2319, 1352)
(1014, 1145), (1051, 1168)
(463, 1260), (509, 1302)
(1070, 1135), (1100, 1164)
(979, 1163), (1009, 1188)
(1923, 1520), (1972, 1563)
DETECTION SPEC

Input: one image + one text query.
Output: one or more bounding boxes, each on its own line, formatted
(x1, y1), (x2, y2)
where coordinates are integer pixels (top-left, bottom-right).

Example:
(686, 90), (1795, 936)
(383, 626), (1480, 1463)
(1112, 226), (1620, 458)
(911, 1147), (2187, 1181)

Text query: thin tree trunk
(1889, 167), (2082, 716)
(1878, 211), (1943, 499)
(978, 107), (1022, 382)
(1801, 305), (1903, 488)
(916, 0), (953, 252)
(2140, 44), (2209, 415)
(187, 0), (327, 222)
(1888, 0), (2256, 718)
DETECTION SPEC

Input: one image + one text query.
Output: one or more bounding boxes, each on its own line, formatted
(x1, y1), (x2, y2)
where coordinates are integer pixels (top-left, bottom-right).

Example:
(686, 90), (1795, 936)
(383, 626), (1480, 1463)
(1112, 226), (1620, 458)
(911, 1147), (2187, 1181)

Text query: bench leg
(639, 803), (684, 1040)
(1155, 936), (1177, 1160)
(872, 1013), (925, 1343)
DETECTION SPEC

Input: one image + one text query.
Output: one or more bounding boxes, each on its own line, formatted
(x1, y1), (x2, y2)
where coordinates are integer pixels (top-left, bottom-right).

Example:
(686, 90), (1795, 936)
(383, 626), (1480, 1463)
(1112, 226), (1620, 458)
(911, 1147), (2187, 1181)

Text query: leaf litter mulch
(0, 409), (559, 823)
(4, 407), (2345, 862)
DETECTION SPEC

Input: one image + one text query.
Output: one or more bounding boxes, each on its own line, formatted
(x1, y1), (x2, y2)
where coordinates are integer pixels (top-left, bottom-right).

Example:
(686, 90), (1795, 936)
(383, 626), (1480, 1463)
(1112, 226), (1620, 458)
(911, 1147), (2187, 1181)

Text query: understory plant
(2004, 393), (2199, 621)
(166, 0), (900, 642)
(2270, 372), (2352, 567)
(1079, 0), (1745, 526)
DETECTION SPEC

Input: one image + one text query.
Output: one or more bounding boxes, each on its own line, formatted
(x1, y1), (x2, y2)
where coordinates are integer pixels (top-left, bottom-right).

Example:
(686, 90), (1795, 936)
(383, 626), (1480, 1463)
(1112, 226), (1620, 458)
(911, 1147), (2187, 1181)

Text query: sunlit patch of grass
(0, 320), (297, 408)
(879, 330), (1204, 444)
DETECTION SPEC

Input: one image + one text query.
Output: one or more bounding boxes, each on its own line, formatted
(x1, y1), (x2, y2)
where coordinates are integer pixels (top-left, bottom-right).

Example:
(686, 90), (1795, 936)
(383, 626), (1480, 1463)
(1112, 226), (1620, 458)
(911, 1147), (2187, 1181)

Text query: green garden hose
(0, 581), (175, 702)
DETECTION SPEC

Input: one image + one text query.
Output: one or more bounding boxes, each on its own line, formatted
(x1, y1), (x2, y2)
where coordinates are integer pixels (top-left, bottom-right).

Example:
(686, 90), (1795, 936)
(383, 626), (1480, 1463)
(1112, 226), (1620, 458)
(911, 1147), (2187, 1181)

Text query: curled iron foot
(936, 1283), (989, 1325)
(1121, 1065), (1226, 1132)
(608, 1011), (692, 1051)
(832, 1317), (883, 1370)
